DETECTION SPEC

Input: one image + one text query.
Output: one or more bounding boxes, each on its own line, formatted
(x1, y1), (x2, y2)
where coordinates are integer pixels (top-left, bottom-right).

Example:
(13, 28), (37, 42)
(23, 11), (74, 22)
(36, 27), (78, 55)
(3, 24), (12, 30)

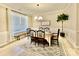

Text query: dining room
(0, 3), (79, 56)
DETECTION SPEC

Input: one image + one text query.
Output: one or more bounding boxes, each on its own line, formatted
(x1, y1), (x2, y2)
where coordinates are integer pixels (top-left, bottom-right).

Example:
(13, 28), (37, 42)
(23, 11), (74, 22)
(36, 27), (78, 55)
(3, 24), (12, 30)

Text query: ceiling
(3, 3), (72, 15)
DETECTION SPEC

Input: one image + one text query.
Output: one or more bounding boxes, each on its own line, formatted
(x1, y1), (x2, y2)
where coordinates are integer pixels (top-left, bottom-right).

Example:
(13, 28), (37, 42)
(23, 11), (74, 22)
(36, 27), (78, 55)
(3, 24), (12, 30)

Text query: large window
(10, 11), (28, 36)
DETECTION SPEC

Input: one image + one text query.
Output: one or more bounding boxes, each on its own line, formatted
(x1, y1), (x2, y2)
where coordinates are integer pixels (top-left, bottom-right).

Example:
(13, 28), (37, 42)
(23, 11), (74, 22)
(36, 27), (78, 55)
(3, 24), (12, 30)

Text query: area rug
(18, 43), (66, 56)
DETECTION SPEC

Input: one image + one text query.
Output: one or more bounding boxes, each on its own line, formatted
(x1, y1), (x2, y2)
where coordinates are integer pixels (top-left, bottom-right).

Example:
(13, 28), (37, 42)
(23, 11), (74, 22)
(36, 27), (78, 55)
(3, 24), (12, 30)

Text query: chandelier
(34, 16), (43, 21)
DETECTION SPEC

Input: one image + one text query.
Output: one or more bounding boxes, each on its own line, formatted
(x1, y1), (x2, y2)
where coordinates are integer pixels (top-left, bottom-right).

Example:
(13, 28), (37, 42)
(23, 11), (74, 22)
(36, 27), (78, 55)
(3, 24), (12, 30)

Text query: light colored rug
(18, 43), (66, 56)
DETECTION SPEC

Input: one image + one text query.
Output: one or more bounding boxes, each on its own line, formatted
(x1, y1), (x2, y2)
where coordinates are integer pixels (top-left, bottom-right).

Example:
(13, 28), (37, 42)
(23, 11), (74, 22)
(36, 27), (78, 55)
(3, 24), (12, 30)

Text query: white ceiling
(3, 3), (72, 15)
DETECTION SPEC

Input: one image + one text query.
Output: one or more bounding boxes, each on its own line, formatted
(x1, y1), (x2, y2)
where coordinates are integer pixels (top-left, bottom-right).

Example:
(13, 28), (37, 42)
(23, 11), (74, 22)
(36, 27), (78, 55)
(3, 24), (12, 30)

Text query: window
(10, 11), (28, 36)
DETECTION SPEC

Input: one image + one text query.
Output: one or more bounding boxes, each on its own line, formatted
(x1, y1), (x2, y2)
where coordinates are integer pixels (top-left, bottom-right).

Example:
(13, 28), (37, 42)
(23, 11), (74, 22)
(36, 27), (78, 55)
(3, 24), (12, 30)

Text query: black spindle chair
(37, 30), (49, 47)
(51, 29), (60, 46)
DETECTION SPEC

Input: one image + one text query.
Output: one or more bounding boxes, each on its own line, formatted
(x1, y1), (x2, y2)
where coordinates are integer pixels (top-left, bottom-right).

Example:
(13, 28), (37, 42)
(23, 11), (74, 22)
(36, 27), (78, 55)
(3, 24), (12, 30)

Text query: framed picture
(41, 20), (50, 26)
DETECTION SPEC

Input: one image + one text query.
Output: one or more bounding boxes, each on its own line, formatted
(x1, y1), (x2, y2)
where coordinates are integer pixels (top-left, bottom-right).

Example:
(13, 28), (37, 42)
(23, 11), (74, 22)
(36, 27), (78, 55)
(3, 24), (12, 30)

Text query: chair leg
(51, 40), (54, 46)
(51, 40), (53, 46)
(38, 42), (39, 46)
(35, 41), (36, 46)
(57, 40), (59, 45)
(47, 43), (49, 46)
(43, 43), (45, 48)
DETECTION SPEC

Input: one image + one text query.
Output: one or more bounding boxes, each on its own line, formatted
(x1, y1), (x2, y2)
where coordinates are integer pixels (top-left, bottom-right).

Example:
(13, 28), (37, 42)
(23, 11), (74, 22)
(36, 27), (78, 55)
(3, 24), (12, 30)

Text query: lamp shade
(34, 16), (43, 21)
(38, 16), (43, 20)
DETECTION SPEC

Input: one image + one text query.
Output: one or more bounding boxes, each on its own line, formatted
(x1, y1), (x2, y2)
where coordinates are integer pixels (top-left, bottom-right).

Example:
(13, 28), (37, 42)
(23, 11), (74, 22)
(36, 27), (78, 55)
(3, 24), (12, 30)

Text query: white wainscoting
(76, 32), (79, 48)
(63, 28), (77, 48)
(50, 27), (77, 48)
(0, 31), (12, 47)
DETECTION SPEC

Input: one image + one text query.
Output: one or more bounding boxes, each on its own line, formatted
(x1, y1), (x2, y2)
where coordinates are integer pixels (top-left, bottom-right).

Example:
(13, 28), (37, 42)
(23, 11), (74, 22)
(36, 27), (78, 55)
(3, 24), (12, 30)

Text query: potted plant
(57, 13), (69, 37)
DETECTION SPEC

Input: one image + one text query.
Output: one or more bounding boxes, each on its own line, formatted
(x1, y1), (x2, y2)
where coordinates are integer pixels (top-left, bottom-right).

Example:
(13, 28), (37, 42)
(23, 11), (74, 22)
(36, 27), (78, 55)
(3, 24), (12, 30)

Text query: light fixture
(38, 16), (43, 20)
(34, 16), (43, 21)
(34, 16), (38, 20)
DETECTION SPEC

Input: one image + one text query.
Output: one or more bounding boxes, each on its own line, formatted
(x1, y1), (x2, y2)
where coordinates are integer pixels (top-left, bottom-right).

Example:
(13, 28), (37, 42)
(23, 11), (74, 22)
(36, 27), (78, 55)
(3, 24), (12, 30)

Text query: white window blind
(10, 11), (28, 36)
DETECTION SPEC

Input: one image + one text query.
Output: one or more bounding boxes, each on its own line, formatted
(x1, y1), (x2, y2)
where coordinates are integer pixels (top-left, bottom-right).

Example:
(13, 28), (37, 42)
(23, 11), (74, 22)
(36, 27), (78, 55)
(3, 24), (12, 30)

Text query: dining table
(31, 28), (52, 46)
